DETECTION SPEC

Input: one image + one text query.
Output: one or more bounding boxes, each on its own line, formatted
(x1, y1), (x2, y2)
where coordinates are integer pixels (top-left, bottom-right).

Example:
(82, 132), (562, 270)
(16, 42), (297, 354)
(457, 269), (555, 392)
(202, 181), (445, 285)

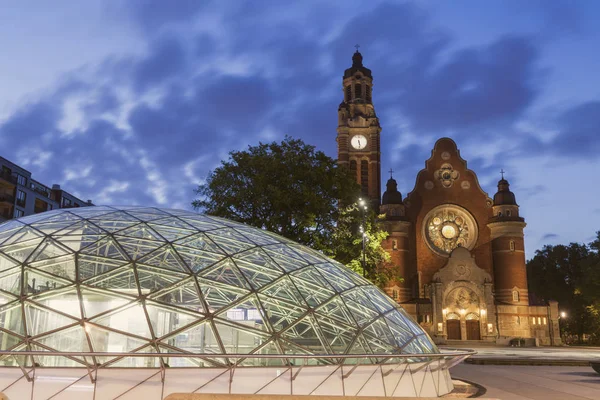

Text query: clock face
(351, 135), (367, 150)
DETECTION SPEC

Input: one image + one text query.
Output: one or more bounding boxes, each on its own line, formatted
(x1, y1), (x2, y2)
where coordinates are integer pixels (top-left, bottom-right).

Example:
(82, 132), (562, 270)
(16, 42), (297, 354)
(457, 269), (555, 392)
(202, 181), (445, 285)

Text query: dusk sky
(1, 0), (599, 259)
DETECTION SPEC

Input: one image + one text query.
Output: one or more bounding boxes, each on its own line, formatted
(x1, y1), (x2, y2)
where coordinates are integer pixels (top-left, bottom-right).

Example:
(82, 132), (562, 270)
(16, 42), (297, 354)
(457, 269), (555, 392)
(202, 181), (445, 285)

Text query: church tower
(487, 175), (529, 305)
(337, 49), (382, 207)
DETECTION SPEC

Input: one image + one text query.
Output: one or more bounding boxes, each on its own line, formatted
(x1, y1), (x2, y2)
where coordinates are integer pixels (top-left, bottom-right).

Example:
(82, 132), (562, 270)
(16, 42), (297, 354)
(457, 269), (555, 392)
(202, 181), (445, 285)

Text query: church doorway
(466, 320), (480, 340)
(447, 320), (461, 340)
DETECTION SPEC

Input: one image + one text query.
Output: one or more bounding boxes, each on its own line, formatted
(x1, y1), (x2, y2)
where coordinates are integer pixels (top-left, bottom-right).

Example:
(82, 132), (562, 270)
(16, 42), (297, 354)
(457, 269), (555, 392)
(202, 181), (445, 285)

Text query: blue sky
(0, 0), (599, 259)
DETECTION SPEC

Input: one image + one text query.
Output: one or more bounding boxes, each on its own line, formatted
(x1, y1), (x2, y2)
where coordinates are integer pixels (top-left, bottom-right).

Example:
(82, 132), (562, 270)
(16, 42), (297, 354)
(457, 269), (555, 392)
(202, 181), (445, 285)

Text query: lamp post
(358, 198), (368, 278)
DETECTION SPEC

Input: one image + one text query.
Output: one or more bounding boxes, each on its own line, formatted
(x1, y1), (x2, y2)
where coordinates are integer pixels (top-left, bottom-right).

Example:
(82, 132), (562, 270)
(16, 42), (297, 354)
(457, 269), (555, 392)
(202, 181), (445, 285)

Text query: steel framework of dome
(0, 206), (465, 398)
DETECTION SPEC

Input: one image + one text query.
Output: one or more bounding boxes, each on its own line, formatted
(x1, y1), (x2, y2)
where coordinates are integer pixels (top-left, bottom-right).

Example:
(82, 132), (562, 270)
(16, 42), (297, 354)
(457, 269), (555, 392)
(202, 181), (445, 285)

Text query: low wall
(165, 395), (500, 400)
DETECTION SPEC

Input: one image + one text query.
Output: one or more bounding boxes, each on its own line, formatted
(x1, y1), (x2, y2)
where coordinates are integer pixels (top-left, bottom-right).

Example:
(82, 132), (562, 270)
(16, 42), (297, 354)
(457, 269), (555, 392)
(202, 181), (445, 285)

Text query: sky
(0, 0), (599, 259)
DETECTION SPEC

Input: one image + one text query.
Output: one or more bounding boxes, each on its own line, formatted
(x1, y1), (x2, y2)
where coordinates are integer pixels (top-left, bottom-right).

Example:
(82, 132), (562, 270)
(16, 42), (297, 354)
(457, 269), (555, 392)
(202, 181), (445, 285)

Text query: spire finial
(500, 169), (505, 180)
(389, 168), (394, 179)
(354, 44), (360, 52)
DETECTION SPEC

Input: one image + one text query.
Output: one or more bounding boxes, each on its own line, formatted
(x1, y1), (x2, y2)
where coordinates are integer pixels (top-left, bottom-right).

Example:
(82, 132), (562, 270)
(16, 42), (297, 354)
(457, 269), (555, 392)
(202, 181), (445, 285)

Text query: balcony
(0, 194), (15, 204)
(0, 172), (17, 186)
(33, 187), (50, 198)
(0, 209), (11, 221)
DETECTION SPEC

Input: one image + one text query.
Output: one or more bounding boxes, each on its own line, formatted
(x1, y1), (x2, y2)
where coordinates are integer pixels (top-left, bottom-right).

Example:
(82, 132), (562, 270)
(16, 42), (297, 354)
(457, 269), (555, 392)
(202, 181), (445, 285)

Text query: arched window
(360, 160), (368, 195)
(345, 85), (351, 102)
(392, 289), (398, 300)
(509, 240), (515, 251)
(350, 160), (357, 180)
(392, 239), (398, 250)
(366, 86), (372, 103)
(512, 290), (520, 302)
(497, 211), (503, 217)
(506, 210), (512, 217)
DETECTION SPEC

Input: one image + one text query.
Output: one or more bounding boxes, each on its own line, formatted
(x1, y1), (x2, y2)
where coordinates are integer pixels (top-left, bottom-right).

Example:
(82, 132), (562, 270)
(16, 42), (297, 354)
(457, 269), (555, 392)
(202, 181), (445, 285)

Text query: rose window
(422, 205), (478, 256)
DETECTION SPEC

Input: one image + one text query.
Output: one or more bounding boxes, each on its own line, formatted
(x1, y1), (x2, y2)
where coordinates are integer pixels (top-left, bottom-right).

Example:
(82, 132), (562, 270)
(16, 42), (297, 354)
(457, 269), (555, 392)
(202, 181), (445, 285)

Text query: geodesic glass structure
(0, 207), (459, 398)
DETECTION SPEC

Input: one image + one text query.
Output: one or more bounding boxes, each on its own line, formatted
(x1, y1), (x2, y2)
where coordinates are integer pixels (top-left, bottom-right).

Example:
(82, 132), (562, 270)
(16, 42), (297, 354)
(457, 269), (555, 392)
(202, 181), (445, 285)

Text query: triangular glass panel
(26, 237), (71, 263)
(36, 325), (91, 352)
(29, 287), (82, 319)
(161, 320), (223, 355)
(23, 268), (71, 295)
(198, 278), (250, 314)
(149, 215), (197, 231)
(148, 278), (204, 312)
(260, 276), (306, 306)
(122, 209), (170, 222)
(157, 344), (205, 367)
(90, 303), (152, 339)
(84, 265), (139, 295)
(114, 223), (163, 241)
(281, 315), (328, 354)
(79, 237), (129, 261)
(205, 228), (256, 255)
(80, 287), (133, 319)
(53, 233), (104, 252)
(172, 244), (223, 273)
(180, 215), (226, 231)
(292, 274), (335, 308)
(347, 333), (373, 356)
(213, 320), (270, 354)
(291, 266), (334, 291)
(315, 297), (356, 326)
(29, 254), (76, 281)
(362, 287), (394, 314)
(0, 236), (43, 262)
(215, 293), (263, 324)
(136, 263), (188, 293)
(0, 302), (25, 336)
(0, 222), (27, 246)
(0, 267), (21, 295)
(363, 333), (399, 354)
(0, 290), (17, 306)
(313, 262), (355, 292)
(233, 259), (283, 290)
(78, 254), (128, 281)
(98, 343), (159, 368)
(0, 252), (19, 273)
(24, 303), (79, 337)
(278, 338), (325, 364)
(385, 316), (417, 348)
(0, 330), (23, 350)
(257, 294), (307, 333)
(288, 243), (326, 265)
(88, 322), (150, 353)
(29, 219), (79, 235)
(138, 246), (190, 273)
(199, 258), (251, 289)
(29, 211), (81, 225)
(341, 293), (380, 327)
(144, 301), (205, 338)
(145, 222), (195, 242)
(174, 233), (226, 254)
(28, 343), (87, 367)
(363, 317), (397, 348)
(52, 219), (107, 236)
(232, 226), (281, 246)
(116, 237), (164, 260)
(315, 314), (356, 354)
(387, 309), (424, 336)
(263, 244), (309, 272)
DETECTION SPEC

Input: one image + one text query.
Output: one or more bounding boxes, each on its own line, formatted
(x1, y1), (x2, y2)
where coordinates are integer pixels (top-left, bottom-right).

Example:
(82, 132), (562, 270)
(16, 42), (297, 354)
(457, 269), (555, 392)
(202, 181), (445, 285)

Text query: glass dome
(0, 206), (437, 368)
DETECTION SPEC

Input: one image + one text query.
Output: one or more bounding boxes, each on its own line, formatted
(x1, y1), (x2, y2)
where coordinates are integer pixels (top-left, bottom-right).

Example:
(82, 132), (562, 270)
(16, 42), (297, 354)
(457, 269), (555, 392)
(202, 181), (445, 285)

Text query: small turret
(380, 171), (404, 219)
(491, 172), (522, 220)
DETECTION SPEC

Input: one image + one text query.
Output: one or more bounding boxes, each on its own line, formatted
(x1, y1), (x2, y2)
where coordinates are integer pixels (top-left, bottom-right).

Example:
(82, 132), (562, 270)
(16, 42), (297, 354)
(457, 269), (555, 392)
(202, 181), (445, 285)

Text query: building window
(543, 317), (547, 325)
(62, 198), (72, 207)
(14, 209), (24, 218)
(497, 211), (503, 217)
(360, 160), (368, 195)
(509, 240), (515, 251)
(366, 86), (372, 103)
(512, 290), (520, 302)
(532, 317), (536, 325)
(16, 190), (26, 207)
(506, 210), (512, 216)
(16, 174), (26, 186)
(345, 85), (351, 102)
(350, 160), (357, 180)
(392, 289), (398, 300)
(537, 317), (542, 325)
(392, 239), (398, 250)
(354, 83), (362, 100)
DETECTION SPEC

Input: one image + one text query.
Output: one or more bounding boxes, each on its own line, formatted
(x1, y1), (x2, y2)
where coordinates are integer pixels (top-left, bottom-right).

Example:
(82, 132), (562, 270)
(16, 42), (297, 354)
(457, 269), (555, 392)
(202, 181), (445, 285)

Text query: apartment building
(0, 156), (93, 222)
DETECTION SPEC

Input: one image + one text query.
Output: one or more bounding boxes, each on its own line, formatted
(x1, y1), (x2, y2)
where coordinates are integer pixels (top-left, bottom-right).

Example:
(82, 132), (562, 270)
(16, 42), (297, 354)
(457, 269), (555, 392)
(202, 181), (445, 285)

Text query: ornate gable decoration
(434, 163), (459, 188)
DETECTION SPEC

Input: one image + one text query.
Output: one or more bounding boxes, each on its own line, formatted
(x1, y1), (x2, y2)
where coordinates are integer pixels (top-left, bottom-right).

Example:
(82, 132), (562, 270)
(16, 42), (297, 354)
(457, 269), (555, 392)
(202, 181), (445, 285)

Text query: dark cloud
(551, 101), (600, 157)
(134, 36), (187, 91)
(127, 0), (207, 33)
(542, 233), (559, 241)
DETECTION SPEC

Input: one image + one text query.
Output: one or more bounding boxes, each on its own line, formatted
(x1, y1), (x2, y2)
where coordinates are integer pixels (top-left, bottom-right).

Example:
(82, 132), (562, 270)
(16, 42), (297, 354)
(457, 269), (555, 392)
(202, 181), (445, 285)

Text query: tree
(192, 137), (394, 287)
(527, 232), (600, 344)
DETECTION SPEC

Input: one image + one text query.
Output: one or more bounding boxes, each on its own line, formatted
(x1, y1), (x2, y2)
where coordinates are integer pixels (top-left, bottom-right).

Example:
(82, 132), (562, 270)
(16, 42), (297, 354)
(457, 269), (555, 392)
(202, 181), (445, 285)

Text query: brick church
(336, 50), (561, 345)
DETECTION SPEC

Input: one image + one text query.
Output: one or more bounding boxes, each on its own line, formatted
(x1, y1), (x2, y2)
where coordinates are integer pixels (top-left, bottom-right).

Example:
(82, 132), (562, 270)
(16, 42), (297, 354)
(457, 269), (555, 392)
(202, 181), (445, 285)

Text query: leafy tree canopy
(527, 232), (600, 343)
(192, 136), (394, 287)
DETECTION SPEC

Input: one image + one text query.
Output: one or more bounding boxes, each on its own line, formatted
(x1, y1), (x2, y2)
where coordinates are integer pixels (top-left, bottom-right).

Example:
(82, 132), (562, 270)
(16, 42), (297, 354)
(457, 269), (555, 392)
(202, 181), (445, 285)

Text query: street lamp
(358, 198), (368, 278)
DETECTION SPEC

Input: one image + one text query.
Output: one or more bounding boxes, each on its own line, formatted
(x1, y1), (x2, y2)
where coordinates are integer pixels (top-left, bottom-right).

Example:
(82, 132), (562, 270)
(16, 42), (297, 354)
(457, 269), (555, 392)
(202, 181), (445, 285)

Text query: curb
(465, 358), (592, 366)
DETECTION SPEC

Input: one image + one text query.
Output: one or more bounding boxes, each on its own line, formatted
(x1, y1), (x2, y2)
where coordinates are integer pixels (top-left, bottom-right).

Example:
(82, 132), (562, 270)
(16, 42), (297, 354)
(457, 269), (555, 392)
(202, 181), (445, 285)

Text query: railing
(0, 349), (475, 385)
(33, 186), (50, 198)
(0, 194), (14, 203)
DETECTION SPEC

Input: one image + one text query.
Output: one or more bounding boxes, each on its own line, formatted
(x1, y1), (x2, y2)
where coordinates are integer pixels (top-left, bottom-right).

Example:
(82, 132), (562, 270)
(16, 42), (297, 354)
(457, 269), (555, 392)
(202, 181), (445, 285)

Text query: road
(450, 364), (600, 399)
(442, 345), (600, 362)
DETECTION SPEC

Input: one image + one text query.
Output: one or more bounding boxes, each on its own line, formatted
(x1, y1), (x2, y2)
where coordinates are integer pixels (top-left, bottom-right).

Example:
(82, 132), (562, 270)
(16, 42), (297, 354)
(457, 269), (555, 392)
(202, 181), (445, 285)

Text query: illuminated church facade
(337, 50), (561, 345)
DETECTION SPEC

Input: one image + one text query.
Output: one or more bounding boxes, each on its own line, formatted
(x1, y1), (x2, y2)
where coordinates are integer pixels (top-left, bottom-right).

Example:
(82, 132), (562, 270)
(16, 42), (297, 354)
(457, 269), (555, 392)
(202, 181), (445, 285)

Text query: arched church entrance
(465, 313), (481, 340)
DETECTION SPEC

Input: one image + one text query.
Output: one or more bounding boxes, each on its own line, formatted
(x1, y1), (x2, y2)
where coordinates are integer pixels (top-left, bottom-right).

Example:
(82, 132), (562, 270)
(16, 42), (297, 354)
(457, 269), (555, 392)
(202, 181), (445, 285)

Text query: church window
(360, 160), (368, 195)
(392, 289), (398, 300)
(543, 317), (547, 325)
(497, 211), (503, 217)
(345, 85), (351, 102)
(350, 160), (357, 179)
(532, 317), (536, 325)
(538, 317), (542, 325)
(354, 83), (362, 100)
(506, 210), (511, 216)
(392, 239), (398, 250)
(510, 240), (515, 251)
(366, 86), (372, 103)
(512, 290), (520, 302)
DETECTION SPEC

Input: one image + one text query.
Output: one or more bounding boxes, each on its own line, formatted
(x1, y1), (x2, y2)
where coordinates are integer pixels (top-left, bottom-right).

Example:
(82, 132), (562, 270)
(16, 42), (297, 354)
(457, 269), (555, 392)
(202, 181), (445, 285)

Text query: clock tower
(337, 49), (382, 207)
